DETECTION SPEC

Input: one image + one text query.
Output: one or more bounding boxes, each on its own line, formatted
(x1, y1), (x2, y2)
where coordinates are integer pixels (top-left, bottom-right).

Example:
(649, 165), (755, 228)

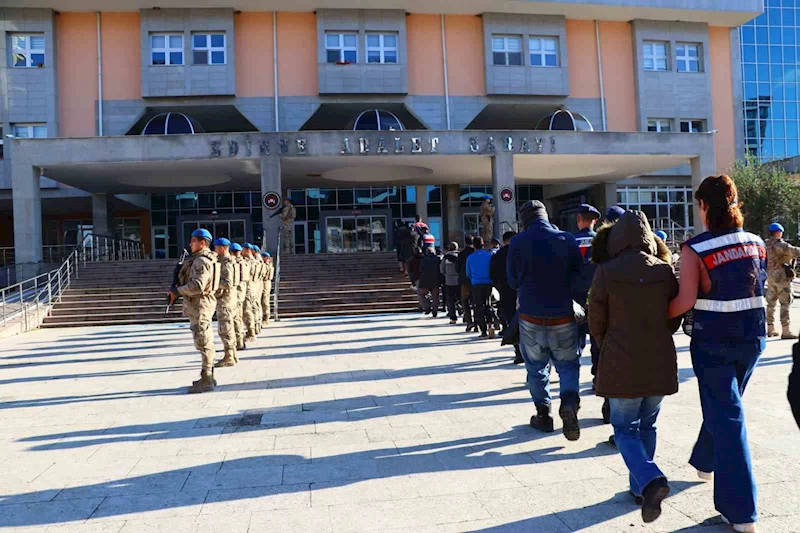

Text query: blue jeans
(519, 319), (580, 407)
(609, 396), (665, 497)
(689, 338), (764, 524)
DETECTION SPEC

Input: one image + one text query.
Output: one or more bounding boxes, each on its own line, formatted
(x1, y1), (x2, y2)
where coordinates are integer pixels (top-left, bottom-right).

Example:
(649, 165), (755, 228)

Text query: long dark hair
(695, 175), (744, 232)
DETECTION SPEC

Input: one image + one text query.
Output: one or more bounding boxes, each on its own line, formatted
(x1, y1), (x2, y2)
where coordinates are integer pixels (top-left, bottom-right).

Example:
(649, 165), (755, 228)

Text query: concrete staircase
(41, 252), (418, 327)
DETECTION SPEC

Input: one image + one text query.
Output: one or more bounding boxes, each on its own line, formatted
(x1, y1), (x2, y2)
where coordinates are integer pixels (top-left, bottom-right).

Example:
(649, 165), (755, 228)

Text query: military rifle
(166, 248), (190, 313)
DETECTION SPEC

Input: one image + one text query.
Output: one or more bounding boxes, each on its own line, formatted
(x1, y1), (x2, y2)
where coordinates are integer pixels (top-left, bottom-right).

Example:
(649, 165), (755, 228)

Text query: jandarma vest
(685, 229), (767, 341)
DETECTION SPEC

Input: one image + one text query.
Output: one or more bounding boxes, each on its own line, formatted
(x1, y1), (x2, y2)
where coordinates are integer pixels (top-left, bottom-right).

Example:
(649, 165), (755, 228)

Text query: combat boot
(188, 372), (215, 394)
(782, 326), (798, 340)
(214, 350), (236, 368)
(768, 324), (779, 337)
(530, 404), (554, 433)
(559, 392), (581, 441)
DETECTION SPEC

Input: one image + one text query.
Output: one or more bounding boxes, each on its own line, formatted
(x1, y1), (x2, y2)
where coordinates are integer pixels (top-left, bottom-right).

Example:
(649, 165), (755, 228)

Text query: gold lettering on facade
(429, 137), (439, 153)
(550, 136), (556, 153)
(341, 138), (353, 154)
(520, 137), (531, 153)
(377, 137), (389, 154)
(296, 138), (307, 155)
(279, 139), (289, 155)
(503, 136), (513, 152)
(486, 137), (496, 153)
(469, 137), (480, 153)
(259, 140), (270, 156)
(228, 140), (239, 156)
(394, 137), (404, 153)
(359, 138), (370, 154)
(534, 137), (543, 153)
(411, 138), (422, 153)
(210, 140), (222, 158)
(244, 137), (252, 156)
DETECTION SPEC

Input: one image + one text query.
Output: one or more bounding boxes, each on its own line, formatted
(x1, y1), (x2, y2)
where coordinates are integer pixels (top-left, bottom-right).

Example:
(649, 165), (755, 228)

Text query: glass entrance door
(325, 216), (388, 253)
(153, 226), (169, 259)
(462, 213), (482, 242)
(182, 220), (247, 249)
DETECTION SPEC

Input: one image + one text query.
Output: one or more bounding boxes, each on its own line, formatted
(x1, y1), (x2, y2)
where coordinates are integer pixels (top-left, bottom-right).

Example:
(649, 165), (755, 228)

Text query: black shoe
(629, 490), (644, 506)
(432, 312), (438, 318)
(602, 399), (611, 424)
(465, 323), (475, 333)
(559, 396), (581, 441)
(641, 477), (670, 523)
(513, 353), (524, 365)
(607, 435), (616, 448)
(424, 309), (431, 315)
(530, 404), (554, 433)
(479, 332), (489, 339)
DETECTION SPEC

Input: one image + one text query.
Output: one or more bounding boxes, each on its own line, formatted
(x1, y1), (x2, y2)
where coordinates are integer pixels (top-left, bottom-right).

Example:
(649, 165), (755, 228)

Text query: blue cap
(655, 231), (668, 241)
(244, 243), (253, 250)
(212, 237), (231, 247)
(769, 222), (785, 233)
(577, 204), (601, 219)
(191, 228), (213, 242)
(606, 206), (625, 222)
(230, 243), (243, 252)
(483, 195), (491, 200)
(261, 252), (271, 257)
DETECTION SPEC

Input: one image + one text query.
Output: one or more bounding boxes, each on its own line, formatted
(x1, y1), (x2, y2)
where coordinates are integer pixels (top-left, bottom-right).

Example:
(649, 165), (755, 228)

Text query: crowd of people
(396, 176), (800, 532)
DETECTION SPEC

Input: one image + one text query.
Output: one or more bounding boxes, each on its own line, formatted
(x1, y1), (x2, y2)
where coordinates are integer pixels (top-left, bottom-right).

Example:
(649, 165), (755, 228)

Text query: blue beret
(606, 206), (625, 222)
(577, 204), (600, 218)
(230, 243), (243, 252)
(655, 231), (668, 241)
(261, 252), (271, 257)
(243, 243), (253, 250)
(253, 245), (261, 252)
(212, 238), (231, 247)
(191, 228), (213, 242)
(769, 222), (785, 233)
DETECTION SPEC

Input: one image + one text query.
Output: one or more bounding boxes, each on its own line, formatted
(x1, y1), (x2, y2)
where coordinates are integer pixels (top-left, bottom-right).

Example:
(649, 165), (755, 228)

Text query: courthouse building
(0, 0), (760, 264)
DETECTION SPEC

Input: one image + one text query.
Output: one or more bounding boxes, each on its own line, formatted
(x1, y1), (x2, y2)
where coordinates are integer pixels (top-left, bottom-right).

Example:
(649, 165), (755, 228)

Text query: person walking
(230, 243), (247, 351)
(167, 228), (219, 393)
(458, 235), (476, 331)
(394, 221), (414, 273)
(418, 243), (441, 317)
(573, 205), (600, 373)
(261, 252), (274, 325)
(668, 175), (766, 533)
(213, 238), (239, 368)
(466, 236), (495, 339)
(441, 242), (461, 324)
(490, 231), (517, 332)
(508, 200), (583, 441)
(589, 211), (681, 523)
(765, 222), (800, 339)
(241, 244), (258, 343)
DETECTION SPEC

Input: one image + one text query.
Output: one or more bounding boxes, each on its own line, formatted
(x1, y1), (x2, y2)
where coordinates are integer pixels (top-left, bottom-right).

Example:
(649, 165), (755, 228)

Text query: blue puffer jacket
(466, 249), (493, 286)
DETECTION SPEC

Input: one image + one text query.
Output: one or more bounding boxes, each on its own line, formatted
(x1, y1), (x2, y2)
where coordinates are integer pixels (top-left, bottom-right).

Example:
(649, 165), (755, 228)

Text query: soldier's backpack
(232, 258), (241, 286)
(240, 258), (252, 283)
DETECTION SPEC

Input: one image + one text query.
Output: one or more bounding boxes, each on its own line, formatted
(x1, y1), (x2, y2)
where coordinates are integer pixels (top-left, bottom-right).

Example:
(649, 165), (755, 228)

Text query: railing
(499, 220), (519, 236)
(79, 234), (146, 263)
(651, 218), (692, 246)
(273, 231), (281, 322)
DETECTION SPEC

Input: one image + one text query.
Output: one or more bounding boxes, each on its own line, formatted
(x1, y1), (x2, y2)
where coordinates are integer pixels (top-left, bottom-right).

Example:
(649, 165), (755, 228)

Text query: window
(326, 33), (358, 64)
(647, 119), (672, 132)
(529, 37), (558, 67)
(151, 34), (184, 66)
(680, 120), (705, 133)
(492, 36), (522, 66)
(366, 33), (397, 64)
(192, 33), (225, 65)
(643, 41), (668, 71)
(676, 43), (700, 72)
(12, 123), (47, 139)
(11, 34), (45, 68)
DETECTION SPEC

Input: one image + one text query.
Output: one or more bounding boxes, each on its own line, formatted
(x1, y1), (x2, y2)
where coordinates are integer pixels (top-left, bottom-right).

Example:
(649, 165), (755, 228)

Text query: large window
(366, 33), (397, 64)
(192, 33), (225, 65)
(676, 43), (701, 72)
(326, 33), (358, 64)
(492, 36), (523, 66)
(647, 119), (672, 132)
(643, 41), (668, 71)
(11, 34), (45, 68)
(680, 119), (705, 133)
(617, 186), (694, 235)
(529, 37), (558, 67)
(114, 218), (142, 242)
(151, 34), (184, 66)
(12, 123), (47, 138)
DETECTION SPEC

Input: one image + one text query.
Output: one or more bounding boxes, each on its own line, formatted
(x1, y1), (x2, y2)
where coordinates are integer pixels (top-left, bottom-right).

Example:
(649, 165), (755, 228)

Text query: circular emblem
(500, 188), (514, 203)
(263, 192), (281, 209)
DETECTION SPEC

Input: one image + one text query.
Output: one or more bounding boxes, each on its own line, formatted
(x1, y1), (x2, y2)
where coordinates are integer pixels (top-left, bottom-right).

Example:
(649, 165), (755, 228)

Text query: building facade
(0, 0), (760, 265)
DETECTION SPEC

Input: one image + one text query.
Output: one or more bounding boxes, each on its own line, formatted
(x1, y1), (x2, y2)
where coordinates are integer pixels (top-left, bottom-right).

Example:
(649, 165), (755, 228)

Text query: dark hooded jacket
(589, 211), (681, 399)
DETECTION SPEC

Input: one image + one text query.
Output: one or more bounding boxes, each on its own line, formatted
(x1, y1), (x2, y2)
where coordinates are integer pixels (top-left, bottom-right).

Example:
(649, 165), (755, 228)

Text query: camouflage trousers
(186, 305), (215, 375)
(216, 299), (237, 353)
(234, 286), (245, 347)
(282, 225), (293, 254)
(767, 279), (793, 327)
(262, 281), (272, 323)
(252, 282), (263, 333)
(243, 284), (257, 338)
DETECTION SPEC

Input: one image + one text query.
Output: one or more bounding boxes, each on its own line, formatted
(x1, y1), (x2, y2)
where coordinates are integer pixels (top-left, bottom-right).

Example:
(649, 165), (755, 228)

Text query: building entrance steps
(41, 252), (420, 327)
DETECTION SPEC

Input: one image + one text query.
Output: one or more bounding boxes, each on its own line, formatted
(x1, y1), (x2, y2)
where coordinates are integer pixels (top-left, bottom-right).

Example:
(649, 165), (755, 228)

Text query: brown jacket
(589, 211), (681, 399)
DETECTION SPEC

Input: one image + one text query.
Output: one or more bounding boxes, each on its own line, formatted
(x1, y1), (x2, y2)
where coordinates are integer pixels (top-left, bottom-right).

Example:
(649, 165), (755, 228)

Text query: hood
(592, 211), (663, 263)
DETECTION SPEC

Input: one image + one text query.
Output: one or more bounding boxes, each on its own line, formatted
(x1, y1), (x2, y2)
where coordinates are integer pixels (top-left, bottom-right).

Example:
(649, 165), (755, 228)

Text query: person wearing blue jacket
(466, 236), (495, 338)
(508, 200), (583, 441)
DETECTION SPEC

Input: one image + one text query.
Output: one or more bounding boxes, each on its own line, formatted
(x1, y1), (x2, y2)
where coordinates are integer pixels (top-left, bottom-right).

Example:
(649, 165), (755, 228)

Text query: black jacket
(491, 244), (511, 292)
(791, 342), (800, 429)
(394, 226), (414, 261)
(457, 247), (475, 285)
(419, 252), (442, 290)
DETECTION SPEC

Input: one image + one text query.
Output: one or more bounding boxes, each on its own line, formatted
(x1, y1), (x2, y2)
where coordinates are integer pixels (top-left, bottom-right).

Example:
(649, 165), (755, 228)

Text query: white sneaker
(697, 469), (713, 481)
(721, 515), (758, 533)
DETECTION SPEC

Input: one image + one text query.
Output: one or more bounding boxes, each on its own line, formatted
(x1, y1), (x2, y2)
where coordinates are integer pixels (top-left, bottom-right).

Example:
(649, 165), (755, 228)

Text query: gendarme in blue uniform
(573, 227), (597, 304)
(685, 228), (767, 340)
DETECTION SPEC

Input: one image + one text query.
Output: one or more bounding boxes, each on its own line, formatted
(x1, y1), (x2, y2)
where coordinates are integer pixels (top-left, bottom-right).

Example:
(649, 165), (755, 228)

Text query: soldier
(766, 222), (800, 339)
(281, 198), (296, 254)
(212, 238), (238, 368)
(251, 245), (264, 335)
(242, 243), (258, 343)
(480, 196), (495, 243)
(230, 243), (247, 350)
(167, 228), (219, 393)
(261, 252), (274, 325)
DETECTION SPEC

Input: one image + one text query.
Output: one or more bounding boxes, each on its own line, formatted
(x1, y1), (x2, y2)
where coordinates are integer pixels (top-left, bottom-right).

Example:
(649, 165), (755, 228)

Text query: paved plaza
(0, 310), (798, 533)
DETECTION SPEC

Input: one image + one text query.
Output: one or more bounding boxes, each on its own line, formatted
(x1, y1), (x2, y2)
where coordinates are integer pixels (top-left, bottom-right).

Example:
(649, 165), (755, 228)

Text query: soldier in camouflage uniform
(242, 244), (258, 343)
(281, 199), (296, 254)
(261, 252), (274, 325)
(480, 196), (495, 243)
(251, 245), (264, 335)
(213, 238), (238, 367)
(766, 223), (800, 339)
(168, 228), (219, 393)
(230, 243), (247, 350)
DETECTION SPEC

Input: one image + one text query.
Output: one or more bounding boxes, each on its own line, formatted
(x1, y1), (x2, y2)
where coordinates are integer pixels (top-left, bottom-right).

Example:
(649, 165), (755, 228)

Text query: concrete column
(492, 153), (516, 238)
(415, 185), (428, 222)
(444, 184), (461, 245)
(261, 157), (282, 255)
(12, 160), (42, 277)
(591, 182), (618, 216)
(690, 156), (716, 235)
(92, 194), (112, 236)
